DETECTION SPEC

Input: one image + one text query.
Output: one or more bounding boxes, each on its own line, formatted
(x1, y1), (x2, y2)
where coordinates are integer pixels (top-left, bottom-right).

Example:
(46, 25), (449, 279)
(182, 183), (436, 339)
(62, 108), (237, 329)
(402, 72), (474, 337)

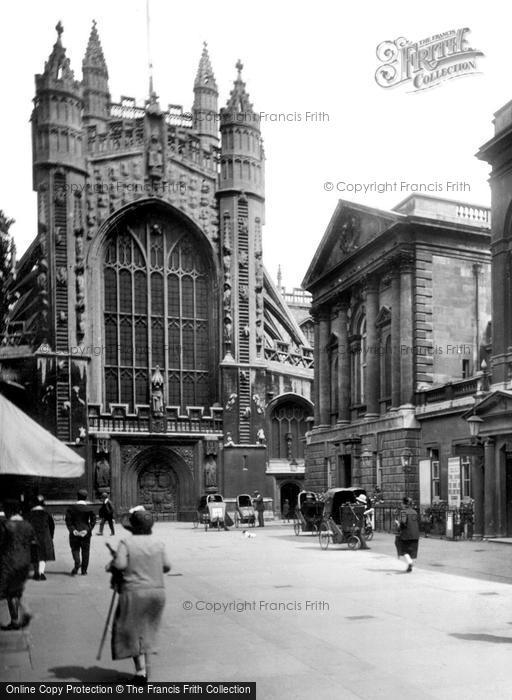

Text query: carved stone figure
(204, 454), (217, 487)
(151, 366), (164, 416)
(257, 428), (266, 445)
(148, 133), (163, 178)
(95, 457), (111, 488)
(225, 393), (237, 411)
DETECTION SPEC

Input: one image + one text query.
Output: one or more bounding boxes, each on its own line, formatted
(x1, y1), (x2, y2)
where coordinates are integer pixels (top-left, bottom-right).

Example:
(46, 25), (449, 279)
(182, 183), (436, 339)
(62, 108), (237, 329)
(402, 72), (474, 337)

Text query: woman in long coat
(107, 507), (170, 683)
(27, 496), (55, 581)
(28, 495), (55, 580)
(0, 500), (36, 629)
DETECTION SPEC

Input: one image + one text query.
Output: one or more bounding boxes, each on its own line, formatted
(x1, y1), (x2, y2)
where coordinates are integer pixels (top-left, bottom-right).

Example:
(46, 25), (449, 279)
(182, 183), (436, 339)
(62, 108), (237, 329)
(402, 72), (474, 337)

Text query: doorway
(337, 454), (352, 487)
(280, 482), (300, 516)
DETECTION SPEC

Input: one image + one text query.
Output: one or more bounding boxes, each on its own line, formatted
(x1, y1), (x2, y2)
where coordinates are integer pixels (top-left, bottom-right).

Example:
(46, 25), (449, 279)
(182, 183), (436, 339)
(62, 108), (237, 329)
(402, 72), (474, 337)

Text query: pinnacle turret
(194, 42), (218, 92)
(222, 60), (257, 122)
(83, 19), (108, 75)
(192, 42), (219, 149)
(82, 20), (110, 127)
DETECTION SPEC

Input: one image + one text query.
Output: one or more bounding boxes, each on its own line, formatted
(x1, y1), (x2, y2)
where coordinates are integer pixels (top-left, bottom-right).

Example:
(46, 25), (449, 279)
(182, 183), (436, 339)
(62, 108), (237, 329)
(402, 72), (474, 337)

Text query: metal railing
(374, 503), (474, 539)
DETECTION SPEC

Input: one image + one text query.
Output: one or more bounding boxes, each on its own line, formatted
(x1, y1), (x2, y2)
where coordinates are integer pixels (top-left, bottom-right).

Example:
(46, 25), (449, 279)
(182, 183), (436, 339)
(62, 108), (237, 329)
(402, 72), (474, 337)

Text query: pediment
(302, 200), (401, 289)
(467, 391), (512, 419)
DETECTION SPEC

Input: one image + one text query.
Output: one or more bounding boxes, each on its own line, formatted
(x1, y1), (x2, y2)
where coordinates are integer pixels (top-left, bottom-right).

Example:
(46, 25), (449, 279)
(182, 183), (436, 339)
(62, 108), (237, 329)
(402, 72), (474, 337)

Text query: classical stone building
(468, 97), (512, 536)
(302, 194), (491, 509)
(0, 22), (312, 517)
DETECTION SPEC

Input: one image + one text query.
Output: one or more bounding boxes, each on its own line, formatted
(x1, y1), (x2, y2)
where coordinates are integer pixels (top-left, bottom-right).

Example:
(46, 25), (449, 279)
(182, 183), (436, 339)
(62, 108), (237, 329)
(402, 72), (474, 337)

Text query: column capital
(311, 305), (331, 322)
(387, 250), (415, 275)
(361, 274), (379, 295)
(334, 293), (350, 314)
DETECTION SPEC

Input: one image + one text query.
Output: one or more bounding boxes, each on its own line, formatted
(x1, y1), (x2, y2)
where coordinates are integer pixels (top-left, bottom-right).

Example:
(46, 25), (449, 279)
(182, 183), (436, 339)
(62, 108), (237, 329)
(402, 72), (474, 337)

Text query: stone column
(318, 309), (331, 427)
(312, 310), (321, 425)
(390, 267), (401, 408)
(365, 279), (379, 417)
(471, 453), (484, 539)
(400, 256), (414, 405)
(484, 438), (496, 538)
(336, 299), (350, 423)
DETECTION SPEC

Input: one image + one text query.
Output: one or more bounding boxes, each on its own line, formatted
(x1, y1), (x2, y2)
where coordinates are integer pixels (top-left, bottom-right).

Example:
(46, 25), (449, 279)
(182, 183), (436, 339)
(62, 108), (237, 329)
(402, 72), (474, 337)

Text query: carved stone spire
(192, 41), (218, 147)
(36, 20), (79, 91)
(83, 19), (108, 75)
(82, 20), (110, 126)
(223, 59), (256, 118)
(194, 42), (218, 92)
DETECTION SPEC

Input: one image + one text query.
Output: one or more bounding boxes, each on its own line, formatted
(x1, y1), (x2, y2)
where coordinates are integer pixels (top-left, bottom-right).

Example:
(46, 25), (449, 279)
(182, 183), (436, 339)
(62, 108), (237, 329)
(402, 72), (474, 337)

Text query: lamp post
(467, 415), (484, 444)
(401, 448), (413, 498)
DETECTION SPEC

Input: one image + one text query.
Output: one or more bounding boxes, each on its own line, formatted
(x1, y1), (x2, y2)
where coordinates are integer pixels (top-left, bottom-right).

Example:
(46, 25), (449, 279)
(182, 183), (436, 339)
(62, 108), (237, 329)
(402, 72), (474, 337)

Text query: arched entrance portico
(280, 481), (301, 514)
(120, 445), (195, 519)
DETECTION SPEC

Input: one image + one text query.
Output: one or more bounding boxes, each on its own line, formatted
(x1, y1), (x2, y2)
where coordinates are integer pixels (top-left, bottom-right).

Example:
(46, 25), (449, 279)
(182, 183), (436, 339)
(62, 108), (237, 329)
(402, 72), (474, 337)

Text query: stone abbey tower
(0, 22), (313, 517)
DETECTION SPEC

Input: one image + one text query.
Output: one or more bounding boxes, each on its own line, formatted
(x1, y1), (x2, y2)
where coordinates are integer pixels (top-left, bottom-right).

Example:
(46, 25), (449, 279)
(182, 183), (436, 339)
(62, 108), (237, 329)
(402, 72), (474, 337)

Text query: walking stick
(96, 589), (117, 660)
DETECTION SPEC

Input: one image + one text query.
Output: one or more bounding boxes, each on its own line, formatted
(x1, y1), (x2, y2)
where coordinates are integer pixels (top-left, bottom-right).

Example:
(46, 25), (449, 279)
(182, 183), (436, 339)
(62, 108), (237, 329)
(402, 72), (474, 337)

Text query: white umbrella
(0, 393), (84, 477)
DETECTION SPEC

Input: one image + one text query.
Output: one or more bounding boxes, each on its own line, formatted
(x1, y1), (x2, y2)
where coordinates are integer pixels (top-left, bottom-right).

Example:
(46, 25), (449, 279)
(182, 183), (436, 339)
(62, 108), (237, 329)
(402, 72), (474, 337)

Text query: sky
(0, 0), (508, 288)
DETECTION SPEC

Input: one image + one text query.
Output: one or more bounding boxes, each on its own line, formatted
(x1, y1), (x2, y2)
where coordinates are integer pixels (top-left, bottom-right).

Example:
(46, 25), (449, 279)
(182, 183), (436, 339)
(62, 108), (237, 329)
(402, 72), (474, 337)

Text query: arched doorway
(120, 444), (195, 519)
(280, 482), (301, 513)
(138, 461), (179, 514)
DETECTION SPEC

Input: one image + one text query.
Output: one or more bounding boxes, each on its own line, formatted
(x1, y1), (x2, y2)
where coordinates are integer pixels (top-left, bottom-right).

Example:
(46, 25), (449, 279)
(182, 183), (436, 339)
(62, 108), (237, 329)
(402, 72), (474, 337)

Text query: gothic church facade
(0, 22), (313, 517)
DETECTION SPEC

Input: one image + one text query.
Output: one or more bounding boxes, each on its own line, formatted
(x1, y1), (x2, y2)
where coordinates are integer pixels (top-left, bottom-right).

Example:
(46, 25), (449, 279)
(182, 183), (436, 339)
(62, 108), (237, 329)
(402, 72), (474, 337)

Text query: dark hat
(77, 489), (88, 500)
(101, 492), (108, 499)
(124, 508), (154, 534)
(253, 490), (259, 495)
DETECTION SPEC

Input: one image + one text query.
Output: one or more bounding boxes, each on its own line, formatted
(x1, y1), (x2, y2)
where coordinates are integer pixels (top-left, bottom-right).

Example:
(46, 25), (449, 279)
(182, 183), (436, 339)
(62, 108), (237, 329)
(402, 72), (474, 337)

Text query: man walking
(253, 491), (265, 527)
(97, 493), (115, 536)
(396, 497), (420, 572)
(65, 490), (96, 576)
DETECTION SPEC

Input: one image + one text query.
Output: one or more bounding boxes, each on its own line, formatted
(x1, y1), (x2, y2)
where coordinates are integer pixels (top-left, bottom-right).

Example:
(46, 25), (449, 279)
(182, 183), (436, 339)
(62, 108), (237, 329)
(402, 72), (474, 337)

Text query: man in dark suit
(65, 489), (96, 576)
(97, 493), (115, 536)
(253, 491), (265, 527)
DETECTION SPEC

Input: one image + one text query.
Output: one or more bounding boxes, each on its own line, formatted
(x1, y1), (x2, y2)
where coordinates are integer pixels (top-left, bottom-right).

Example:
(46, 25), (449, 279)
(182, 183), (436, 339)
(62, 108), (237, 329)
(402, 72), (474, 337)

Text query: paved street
(2, 521), (512, 698)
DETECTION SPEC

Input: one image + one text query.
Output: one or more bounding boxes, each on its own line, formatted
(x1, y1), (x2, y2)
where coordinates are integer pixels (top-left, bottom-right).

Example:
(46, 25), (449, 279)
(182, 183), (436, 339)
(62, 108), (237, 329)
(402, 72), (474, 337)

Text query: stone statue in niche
(224, 316), (233, 343)
(225, 393), (237, 411)
(56, 267), (67, 285)
(95, 457), (111, 488)
(148, 132), (163, 179)
(257, 428), (266, 446)
(151, 366), (164, 416)
(204, 454), (217, 488)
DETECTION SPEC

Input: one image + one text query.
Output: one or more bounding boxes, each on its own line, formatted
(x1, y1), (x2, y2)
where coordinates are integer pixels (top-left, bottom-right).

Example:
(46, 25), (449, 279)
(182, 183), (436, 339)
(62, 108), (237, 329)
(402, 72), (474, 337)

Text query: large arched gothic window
(103, 211), (213, 412)
(269, 400), (312, 462)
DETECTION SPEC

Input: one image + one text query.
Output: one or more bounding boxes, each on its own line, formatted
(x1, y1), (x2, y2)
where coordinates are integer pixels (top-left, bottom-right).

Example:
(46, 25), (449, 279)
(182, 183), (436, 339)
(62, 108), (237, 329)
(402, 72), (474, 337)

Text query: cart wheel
(293, 520), (301, 536)
(347, 535), (361, 550)
(319, 522), (331, 550)
(310, 523), (319, 536)
(365, 529), (374, 542)
(234, 514), (239, 528)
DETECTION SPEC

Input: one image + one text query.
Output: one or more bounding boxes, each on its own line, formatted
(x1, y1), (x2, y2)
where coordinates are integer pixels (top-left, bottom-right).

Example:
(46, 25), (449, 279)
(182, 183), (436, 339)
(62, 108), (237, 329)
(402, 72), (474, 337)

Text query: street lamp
(401, 448), (413, 473)
(466, 415), (484, 443)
